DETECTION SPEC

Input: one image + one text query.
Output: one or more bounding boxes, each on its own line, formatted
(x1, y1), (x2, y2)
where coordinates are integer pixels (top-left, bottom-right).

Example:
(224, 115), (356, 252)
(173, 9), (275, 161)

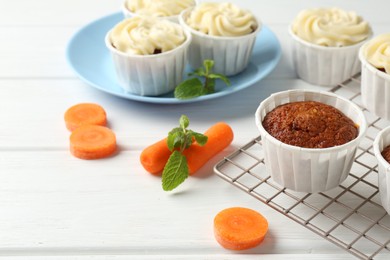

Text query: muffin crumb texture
(262, 101), (358, 148)
(381, 145), (390, 164)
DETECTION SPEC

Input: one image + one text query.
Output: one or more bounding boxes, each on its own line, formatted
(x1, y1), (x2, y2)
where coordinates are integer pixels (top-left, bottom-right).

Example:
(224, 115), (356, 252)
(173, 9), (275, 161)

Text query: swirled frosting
(186, 2), (257, 37)
(126, 0), (196, 17)
(110, 17), (186, 55)
(364, 34), (390, 74)
(292, 8), (371, 47)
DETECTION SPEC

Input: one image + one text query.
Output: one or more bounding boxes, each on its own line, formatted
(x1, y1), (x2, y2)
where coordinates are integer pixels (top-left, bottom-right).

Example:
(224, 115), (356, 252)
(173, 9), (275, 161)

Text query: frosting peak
(364, 34), (390, 74)
(186, 2), (258, 37)
(110, 17), (186, 55)
(126, 0), (196, 17)
(292, 7), (371, 47)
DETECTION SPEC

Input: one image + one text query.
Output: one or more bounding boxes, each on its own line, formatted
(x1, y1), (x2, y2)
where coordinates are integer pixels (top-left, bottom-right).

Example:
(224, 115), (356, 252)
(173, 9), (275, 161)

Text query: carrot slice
(64, 103), (107, 131)
(214, 207), (268, 250)
(70, 125), (116, 160)
(139, 122), (233, 175)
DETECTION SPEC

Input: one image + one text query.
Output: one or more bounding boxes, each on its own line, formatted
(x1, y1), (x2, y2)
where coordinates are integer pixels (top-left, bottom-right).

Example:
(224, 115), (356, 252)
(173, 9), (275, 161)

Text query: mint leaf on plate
(174, 78), (204, 99)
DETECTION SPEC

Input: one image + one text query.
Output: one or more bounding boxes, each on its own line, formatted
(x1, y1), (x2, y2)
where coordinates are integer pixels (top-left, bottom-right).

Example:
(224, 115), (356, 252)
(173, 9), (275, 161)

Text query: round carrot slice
(70, 125), (116, 160)
(64, 103), (107, 131)
(214, 207), (268, 250)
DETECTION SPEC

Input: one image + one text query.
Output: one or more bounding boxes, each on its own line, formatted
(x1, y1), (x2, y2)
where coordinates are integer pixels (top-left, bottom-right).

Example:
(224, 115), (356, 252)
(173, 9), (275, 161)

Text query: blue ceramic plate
(66, 12), (281, 104)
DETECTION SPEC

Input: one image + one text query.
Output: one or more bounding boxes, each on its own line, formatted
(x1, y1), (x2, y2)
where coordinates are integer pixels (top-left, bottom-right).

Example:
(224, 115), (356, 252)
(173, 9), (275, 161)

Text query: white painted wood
(0, 78), (327, 149)
(0, 0), (389, 258)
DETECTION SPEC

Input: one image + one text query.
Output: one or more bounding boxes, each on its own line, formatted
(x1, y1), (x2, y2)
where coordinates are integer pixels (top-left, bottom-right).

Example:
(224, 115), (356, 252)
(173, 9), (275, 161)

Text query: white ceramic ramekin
(105, 29), (191, 96)
(179, 8), (261, 76)
(373, 126), (390, 215)
(359, 44), (390, 121)
(122, 0), (199, 23)
(289, 26), (370, 87)
(255, 90), (367, 193)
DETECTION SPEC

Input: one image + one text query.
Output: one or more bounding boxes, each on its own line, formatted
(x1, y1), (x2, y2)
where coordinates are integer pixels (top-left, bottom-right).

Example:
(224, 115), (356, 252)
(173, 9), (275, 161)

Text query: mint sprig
(162, 115), (208, 191)
(174, 60), (231, 100)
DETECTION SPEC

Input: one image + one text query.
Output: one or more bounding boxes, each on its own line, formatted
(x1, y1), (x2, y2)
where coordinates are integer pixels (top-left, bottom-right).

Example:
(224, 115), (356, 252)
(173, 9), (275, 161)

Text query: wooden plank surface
(1, 0), (389, 258)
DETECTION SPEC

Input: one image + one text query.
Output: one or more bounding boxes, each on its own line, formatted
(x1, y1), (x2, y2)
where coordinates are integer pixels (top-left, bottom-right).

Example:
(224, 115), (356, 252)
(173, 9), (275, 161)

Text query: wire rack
(214, 74), (390, 260)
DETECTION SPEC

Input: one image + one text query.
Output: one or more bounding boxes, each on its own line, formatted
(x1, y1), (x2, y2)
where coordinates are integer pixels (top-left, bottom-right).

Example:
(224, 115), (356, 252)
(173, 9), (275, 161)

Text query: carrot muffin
(381, 145), (390, 163)
(262, 101), (358, 149)
(124, 0), (196, 18)
(179, 2), (261, 76)
(105, 16), (191, 96)
(289, 7), (371, 86)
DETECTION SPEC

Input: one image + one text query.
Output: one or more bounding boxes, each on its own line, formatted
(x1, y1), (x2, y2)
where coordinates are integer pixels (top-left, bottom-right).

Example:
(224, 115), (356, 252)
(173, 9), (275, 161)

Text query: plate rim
(66, 12), (282, 104)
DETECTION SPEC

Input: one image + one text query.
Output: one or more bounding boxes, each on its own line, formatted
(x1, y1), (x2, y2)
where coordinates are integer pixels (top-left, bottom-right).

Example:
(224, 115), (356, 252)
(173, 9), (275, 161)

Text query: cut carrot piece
(140, 138), (171, 175)
(64, 103), (107, 131)
(214, 207), (268, 250)
(184, 122), (233, 175)
(70, 125), (116, 160)
(139, 122), (233, 175)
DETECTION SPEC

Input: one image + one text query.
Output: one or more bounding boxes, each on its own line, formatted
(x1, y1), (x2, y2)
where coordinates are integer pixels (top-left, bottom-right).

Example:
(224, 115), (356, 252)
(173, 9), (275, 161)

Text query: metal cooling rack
(214, 74), (390, 260)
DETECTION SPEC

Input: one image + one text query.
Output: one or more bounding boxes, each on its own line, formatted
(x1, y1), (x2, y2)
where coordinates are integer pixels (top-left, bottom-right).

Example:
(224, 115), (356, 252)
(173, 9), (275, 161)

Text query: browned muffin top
(382, 145), (390, 164)
(262, 101), (358, 148)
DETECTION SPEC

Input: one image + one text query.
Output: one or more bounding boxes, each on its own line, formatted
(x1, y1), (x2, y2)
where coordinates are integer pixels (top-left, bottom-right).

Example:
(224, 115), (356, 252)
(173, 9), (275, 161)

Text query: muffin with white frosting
(359, 34), (390, 120)
(289, 7), (371, 86)
(122, 0), (197, 22)
(179, 2), (261, 76)
(105, 16), (191, 96)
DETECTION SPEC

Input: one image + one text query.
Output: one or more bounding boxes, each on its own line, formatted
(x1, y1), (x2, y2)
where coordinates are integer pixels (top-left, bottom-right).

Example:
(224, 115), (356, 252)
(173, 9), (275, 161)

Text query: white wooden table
(1, 0), (389, 259)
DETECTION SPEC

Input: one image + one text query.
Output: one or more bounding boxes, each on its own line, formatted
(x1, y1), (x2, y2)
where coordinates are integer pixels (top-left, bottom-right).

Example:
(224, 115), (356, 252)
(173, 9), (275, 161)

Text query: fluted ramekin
(105, 29), (191, 96)
(373, 126), (390, 215)
(179, 8), (261, 76)
(289, 26), (370, 87)
(255, 90), (367, 193)
(359, 44), (390, 121)
(122, 0), (199, 23)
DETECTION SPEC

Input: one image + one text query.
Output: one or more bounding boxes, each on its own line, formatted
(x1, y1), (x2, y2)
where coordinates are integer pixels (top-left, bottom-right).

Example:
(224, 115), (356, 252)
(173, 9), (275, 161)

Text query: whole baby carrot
(140, 138), (171, 175)
(139, 122), (233, 175)
(184, 122), (234, 175)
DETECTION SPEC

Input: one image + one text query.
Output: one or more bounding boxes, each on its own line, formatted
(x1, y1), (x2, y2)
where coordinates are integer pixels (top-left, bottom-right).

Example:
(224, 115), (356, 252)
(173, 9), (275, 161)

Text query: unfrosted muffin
(262, 101), (358, 149)
(179, 2), (261, 76)
(289, 7), (371, 86)
(359, 34), (390, 120)
(255, 90), (366, 193)
(122, 0), (197, 22)
(105, 16), (191, 96)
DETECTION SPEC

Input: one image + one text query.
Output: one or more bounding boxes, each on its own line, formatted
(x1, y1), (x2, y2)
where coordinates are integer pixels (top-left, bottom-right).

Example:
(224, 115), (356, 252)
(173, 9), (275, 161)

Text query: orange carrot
(139, 122), (233, 175)
(140, 138), (171, 175)
(64, 103), (107, 131)
(214, 207), (268, 250)
(70, 125), (116, 160)
(184, 122), (233, 175)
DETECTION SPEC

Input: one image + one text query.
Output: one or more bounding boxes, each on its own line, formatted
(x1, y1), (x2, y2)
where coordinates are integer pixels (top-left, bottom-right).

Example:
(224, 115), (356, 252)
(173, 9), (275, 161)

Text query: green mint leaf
(205, 78), (216, 94)
(174, 78), (204, 100)
(179, 115), (189, 129)
(162, 150), (189, 191)
(167, 127), (183, 151)
(183, 132), (193, 149)
(203, 60), (214, 75)
(173, 131), (186, 149)
(188, 67), (206, 77)
(208, 73), (231, 86)
(190, 131), (208, 146)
